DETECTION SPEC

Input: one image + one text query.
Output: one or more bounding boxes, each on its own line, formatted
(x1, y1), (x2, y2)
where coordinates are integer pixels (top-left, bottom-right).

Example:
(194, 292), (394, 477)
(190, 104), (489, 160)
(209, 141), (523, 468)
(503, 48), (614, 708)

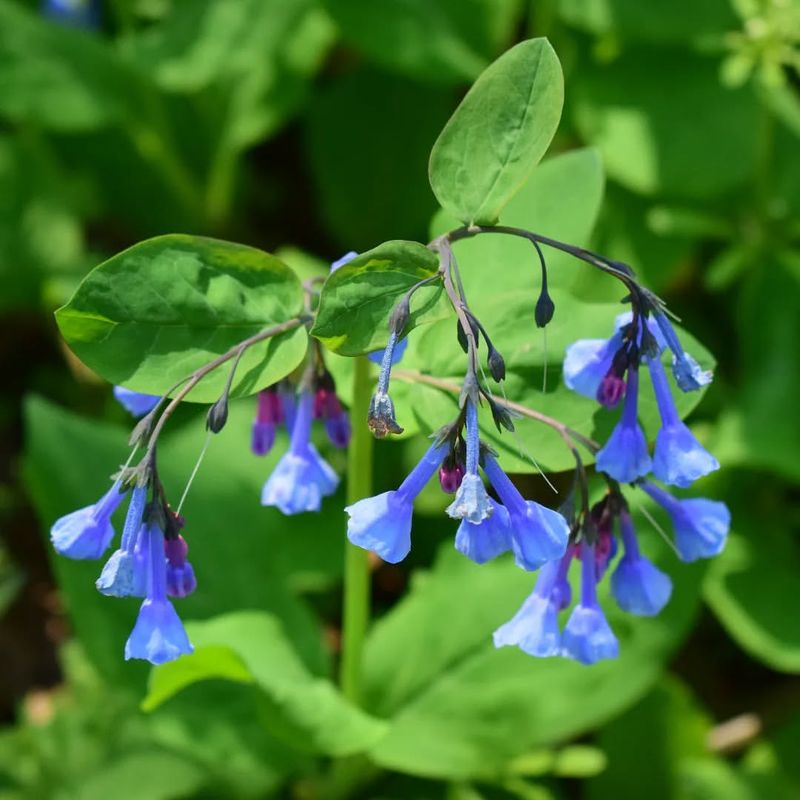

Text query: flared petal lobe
(454, 499), (512, 564)
(346, 491), (413, 564)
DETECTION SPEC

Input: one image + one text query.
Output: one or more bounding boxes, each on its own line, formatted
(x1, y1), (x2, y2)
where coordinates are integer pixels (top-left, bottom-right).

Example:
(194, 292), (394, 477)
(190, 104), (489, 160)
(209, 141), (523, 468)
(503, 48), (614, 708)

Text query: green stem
(339, 356), (374, 704)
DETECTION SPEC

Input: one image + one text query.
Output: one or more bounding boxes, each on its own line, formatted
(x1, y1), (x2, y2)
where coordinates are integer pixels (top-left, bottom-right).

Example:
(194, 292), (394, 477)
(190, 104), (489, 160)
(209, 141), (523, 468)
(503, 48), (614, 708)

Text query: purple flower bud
(439, 460), (465, 494)
(596, 369), (627, 408)
(314, 387), (351, 448)
(51, 481), (128, 560)
(165, 535), (197, 598)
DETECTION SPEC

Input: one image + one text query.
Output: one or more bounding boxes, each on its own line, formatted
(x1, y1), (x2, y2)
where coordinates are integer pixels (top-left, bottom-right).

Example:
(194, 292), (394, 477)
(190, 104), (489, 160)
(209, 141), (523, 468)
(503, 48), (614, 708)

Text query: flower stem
(339, 356), (374, 704)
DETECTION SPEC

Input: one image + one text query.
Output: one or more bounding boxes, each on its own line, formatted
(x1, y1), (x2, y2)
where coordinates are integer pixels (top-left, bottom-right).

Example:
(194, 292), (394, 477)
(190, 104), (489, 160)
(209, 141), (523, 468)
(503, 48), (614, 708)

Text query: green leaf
(430, 148), (606, 299)
(145, 611), (387, 756)
(428, 38), (564, 225)
(572, 48), (759, 198)
(311, 240), (445, 355)
(704, 489), (800, 673)
(22, 395), (340, 688)
(55, 235), (308, 402)
(362, 533), (704, 779)
(557, 0), (737, 43)
(323, 0), (524, 85)
(0, 0), (144, 131)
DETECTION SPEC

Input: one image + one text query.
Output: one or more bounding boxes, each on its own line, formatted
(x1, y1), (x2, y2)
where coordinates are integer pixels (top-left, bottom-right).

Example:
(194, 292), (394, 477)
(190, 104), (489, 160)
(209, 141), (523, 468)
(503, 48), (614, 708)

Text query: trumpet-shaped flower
(494, 558), (564, 657)
(561, 542), (619, 665)
(454, 499), (512, 564)
(648, 356), (718, 487)
(596, 368), (652, 483)
(446, 400), (492, 524)
(483, 456), (568, 571)
(261, 391), (339, 514)
(51, 481), (127, 560)
(96, 485), (148, 597)
(652, 312), (712, 392)
(642, 483), (730, 562)
(125, 524), (193, 665)
(610, 510), (672, 616)
(346, 442), (448, 563)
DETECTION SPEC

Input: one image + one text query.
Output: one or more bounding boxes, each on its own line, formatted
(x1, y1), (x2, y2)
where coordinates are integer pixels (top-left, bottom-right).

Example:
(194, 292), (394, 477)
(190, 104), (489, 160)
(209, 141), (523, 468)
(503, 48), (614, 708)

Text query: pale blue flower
(96, 485), (148, 597)
(113, 387), (160, 417)
(51, 481), (127, 560)
(261, 391), (339, 514)
(596, 367), (652, 483)
(610, 510), (672, 616)
(454, 499), (512, 564)
(642, 482), (730, 562)
(446, 399), (492, 524)
(346, 442), (448, 563)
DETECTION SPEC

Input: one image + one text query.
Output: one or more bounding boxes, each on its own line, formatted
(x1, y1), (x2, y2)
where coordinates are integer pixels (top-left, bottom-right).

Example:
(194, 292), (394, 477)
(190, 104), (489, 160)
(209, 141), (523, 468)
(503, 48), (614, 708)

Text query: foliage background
(0, 0), (799, 798)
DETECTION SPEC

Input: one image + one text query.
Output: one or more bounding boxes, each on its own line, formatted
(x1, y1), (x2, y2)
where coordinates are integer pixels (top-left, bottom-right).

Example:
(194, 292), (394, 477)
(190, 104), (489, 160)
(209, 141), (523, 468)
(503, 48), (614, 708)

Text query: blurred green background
(1, 0), (799, 798)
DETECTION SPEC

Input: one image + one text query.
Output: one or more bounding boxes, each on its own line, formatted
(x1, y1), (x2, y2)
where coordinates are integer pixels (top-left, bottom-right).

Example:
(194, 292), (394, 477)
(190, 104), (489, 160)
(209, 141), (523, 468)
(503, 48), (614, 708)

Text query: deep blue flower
(648, 356), (718, 487)
(165, 535), (197, 598)
(482, 455), (569, 571)
(346, 442), (448, 563)
(610, 509), (672, 616)
(96, 484), (148, 597)
(454, 498), (512, 564)
(261, 391), (339, 514)
(368, 336), (409, 366)
(642, 483), (730, 562)
(113, 386), (160, 418)
(43, 0), (99, 27)
(652, 312), (712, 392)
(494, 559), (564, 657)
(561, 541), (619, 665)
(125, 524), (193, 665)
(51, 481), (127, 560)
(563, 332), (623, 400)
(596, 367), (652, 483)
(446, 399), (492, 524)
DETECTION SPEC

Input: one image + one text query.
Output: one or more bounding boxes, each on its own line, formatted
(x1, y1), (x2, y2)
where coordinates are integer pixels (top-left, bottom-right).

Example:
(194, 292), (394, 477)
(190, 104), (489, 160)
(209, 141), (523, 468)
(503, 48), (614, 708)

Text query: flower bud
(487, 347), (506, 382)
(439, 460), (465, 494)
(596, 369), (626, 408)
(535, 288), (555, 328)
(206, 395), (229, 433)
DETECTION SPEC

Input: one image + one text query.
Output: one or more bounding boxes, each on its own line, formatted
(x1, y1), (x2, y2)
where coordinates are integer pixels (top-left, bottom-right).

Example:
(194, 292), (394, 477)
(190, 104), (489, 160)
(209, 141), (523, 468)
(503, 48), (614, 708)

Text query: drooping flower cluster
(564, 310), (717, 488)
(51, 477), (195, 665)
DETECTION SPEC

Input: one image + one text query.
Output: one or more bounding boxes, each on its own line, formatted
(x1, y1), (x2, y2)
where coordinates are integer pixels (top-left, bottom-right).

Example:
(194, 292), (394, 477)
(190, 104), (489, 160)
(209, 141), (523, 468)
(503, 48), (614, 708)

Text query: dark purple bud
(596, 369), (626, 408)
(439, 460), (465, 494)
(257, 387), (284, 425)
(535, 288), (555, 328)
(488, 347), (506, 382)
(165, 535), (196, 598)
(389, 296), (411, 335)
(206, 395), (229, 433)
(165, 534), (188, 566)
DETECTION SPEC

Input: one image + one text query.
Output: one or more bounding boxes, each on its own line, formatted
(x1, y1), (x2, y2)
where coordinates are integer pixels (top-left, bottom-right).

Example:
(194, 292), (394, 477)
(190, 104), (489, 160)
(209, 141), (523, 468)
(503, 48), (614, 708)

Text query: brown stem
(392, 368), (600, 455)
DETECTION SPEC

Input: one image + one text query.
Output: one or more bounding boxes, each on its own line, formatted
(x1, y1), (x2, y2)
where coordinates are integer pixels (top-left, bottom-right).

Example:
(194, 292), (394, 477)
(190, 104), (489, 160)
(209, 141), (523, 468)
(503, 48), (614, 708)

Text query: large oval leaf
(428, 38), (564, 225)
(55, 235), (308, 402)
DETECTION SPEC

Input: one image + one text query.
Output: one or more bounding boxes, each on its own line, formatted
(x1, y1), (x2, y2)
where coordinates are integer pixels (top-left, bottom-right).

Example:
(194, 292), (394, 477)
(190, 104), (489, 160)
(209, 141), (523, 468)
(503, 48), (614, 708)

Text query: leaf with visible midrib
(311, 239), (444, 355)
(428, 38), (564, 226)
(55, 234), (308, 402)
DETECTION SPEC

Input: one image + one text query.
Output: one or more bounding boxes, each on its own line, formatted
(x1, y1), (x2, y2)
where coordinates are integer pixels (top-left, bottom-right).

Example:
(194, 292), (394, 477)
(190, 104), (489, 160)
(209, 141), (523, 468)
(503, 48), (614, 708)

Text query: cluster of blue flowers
(344, 300), (729, 665)
(51, 476), (195, 665)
